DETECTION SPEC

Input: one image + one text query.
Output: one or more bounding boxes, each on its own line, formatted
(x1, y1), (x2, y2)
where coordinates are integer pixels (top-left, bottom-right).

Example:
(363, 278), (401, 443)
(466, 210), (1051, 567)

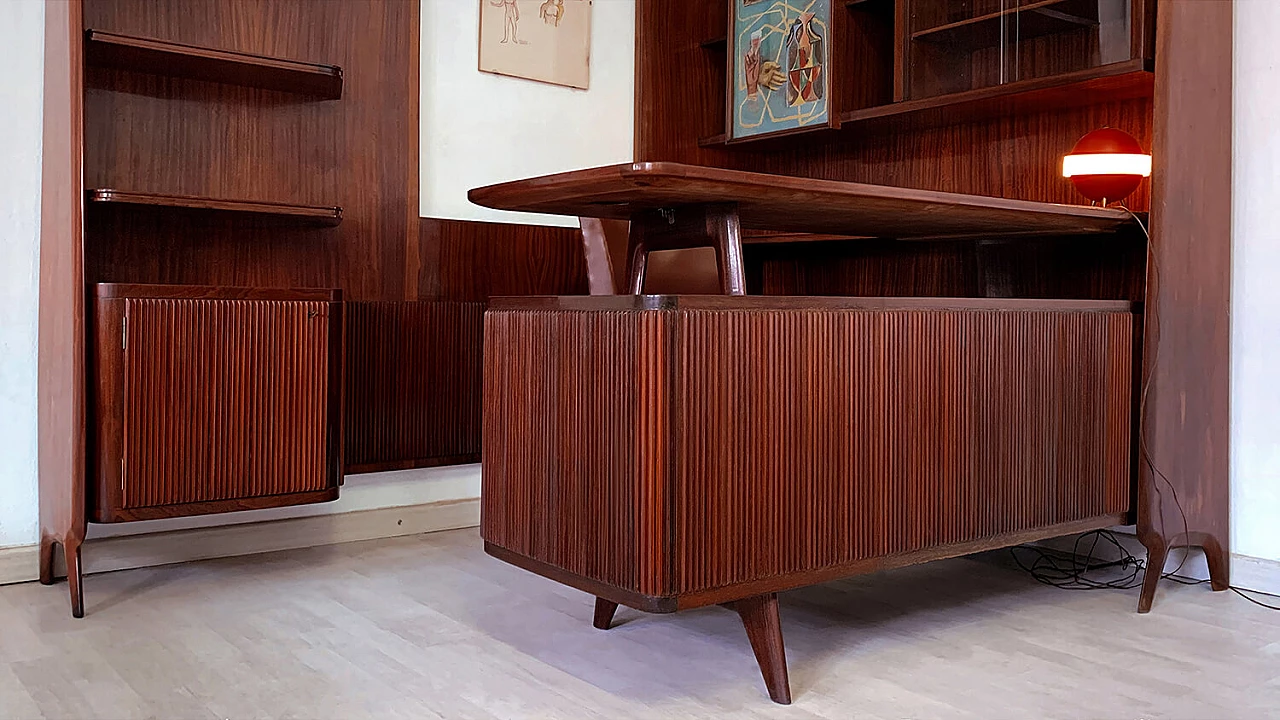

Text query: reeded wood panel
(673, 306), (1133, 595)
(92, 286), (343, 522)
(345, 301), (486, 473)
(482, 308), (671, 597)
(482, 297), (1134, 602)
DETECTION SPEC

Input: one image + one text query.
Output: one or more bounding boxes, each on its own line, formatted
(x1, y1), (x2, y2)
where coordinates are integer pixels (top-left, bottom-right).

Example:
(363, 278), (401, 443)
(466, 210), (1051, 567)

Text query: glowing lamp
(1062, 128), (1152, 206)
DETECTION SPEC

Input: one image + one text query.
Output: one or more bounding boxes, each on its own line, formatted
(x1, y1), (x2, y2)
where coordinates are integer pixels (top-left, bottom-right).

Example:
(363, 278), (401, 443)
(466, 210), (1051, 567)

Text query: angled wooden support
(625, 203), (746, 296)
(728, 593), (791, 704)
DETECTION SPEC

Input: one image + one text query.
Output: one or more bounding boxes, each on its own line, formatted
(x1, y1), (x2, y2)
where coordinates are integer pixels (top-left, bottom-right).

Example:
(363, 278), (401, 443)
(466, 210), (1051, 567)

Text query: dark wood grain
(418, 217), (588, 302)
(483, 296), (1135, 697)
(38, 0), (89, 619)
(88, 189), (342, 225)
(84, 29), (343, 98)
(90, 284), (343, 523)
(469, 162), (1139, 240)
(343, 301), (485, 474)
(1137, 0), (1233, 612)
(82, 0), (418, 301)
(483, 296), (1134, 600)
(635, 0), (1153, 212)
(592, 598), (619, 630)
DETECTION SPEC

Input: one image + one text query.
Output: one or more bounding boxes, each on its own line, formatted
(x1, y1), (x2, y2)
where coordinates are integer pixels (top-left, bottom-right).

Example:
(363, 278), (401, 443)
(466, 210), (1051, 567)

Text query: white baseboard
(0, 497), (480, 587)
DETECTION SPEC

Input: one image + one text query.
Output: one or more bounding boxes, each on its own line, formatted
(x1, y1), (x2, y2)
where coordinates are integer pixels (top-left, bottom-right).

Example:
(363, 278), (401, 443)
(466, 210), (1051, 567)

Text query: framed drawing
(479, 0), (592, 90)
(728, 0), (837, 142)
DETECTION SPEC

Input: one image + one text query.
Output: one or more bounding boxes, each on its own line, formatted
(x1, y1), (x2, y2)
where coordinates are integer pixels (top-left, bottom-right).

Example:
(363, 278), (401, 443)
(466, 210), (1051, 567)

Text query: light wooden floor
(2, 529), (1277, 720)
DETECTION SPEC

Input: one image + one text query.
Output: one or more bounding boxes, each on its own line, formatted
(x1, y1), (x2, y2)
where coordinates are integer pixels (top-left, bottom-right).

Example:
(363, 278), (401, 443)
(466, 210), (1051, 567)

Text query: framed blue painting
(727, 0), (837, 142)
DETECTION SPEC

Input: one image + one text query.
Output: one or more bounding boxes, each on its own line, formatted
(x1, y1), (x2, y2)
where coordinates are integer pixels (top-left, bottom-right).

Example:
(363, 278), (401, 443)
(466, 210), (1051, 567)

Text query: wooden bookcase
(38, 0), (452, 618)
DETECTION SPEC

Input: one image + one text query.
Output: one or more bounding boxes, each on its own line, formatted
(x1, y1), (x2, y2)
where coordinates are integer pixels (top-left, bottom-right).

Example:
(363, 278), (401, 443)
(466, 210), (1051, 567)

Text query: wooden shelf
(911, 0), (1099, 49)
(843, 60), (1152, 129)
(88, 190), (343, 226)
(700, 61), (1151, 145)
(84, 30), (343, 99)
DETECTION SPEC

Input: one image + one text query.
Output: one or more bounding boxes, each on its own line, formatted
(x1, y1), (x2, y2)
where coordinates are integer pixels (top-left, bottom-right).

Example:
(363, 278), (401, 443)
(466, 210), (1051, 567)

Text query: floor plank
(2, 528), (1277, 719)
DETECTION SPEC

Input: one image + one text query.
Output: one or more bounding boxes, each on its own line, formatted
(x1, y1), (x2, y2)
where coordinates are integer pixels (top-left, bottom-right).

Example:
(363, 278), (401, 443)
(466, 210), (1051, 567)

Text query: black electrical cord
(1009, 208), (1275, 610)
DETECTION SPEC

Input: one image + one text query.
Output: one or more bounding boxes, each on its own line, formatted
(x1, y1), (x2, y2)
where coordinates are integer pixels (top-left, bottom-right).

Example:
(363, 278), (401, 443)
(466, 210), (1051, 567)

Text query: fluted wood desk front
(481, 295), (1135, 704)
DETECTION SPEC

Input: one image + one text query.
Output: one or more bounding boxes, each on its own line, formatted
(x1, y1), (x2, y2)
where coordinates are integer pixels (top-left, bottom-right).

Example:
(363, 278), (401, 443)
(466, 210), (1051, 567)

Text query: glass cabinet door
(906, 0), (1136, 100)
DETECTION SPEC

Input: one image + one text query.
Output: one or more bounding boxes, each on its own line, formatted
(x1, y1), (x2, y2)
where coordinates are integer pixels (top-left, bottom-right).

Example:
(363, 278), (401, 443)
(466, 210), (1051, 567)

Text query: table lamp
(1062, 128), (1152, 207)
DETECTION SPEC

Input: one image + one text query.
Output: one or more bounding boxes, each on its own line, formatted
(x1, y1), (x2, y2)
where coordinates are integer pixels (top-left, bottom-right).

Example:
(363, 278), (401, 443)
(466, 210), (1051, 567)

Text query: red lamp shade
(1062, 128), (1152, 206)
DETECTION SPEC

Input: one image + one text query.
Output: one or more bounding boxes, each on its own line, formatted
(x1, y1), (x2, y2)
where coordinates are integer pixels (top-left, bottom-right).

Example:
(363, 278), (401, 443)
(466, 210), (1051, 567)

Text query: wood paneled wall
(635, 0), (1153, 211)
(82, 0), (418, 301)
(418, 218), (589, 302)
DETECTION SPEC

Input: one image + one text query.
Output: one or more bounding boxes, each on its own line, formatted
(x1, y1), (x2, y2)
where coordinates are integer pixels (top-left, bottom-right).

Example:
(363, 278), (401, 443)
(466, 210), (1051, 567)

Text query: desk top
(468, 162), (1137, 241)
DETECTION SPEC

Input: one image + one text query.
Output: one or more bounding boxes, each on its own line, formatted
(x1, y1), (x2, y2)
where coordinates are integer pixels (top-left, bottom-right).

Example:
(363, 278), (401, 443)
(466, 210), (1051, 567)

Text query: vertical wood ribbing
(121, 298), (332, 508)
(482, 309), (670, 596)
(343, 301), (486, 469)
(482, 304), (1133, 598)
(672, 308), (1133, 594)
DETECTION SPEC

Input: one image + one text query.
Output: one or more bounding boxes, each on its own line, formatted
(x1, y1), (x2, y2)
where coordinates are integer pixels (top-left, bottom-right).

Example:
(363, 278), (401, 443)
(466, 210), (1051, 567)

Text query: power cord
(1010, 531), (1280, 611)
(1008, 209), (1278, 610)
(1114, 206), (1194, 584)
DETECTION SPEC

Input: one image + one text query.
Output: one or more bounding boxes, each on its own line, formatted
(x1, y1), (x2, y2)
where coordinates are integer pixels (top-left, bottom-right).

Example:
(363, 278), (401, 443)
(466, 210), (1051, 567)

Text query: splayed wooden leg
(65, 538), (84, 619)
(1194, 532), (1231, 592)
(731, 593), (791, 704)
(39, 536), (57, 586)
(1138, 537), (1167, 614)
(593, 597), (619, 630)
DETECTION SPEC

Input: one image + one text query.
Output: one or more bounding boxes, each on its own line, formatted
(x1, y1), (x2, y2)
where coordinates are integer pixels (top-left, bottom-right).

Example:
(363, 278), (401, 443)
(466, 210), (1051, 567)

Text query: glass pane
(907, 0), (1134, 100)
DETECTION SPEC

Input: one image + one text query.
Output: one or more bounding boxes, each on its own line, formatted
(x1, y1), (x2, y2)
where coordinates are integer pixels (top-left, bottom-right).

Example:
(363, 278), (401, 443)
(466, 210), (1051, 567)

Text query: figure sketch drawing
(490, 0), (526, 44)
(539, 0), (565, 27)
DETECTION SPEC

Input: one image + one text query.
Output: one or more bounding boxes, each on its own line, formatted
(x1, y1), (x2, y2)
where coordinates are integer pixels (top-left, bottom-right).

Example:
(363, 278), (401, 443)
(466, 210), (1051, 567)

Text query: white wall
(0, 0), (45, 549)
(420, 0), (635, 227)
(1232, 0), (1280, 564)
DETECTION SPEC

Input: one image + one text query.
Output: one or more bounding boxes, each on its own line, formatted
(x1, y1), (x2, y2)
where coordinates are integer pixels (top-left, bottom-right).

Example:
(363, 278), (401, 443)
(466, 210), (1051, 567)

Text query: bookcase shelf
(84, 30), (343, 98)
(88, 189), (343, 226)
(911, 0), (1100, 49)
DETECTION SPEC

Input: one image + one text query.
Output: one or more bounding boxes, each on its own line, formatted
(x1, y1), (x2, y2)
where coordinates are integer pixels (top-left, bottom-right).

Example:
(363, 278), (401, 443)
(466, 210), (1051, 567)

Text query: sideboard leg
(731, 593), (792, 704)
(39, 535), (57, 585)
(593, 597), (619, 630)
(65, 537), (85, 619)
(1138, 536), (1167, 614)
(1195, 532), (1231, 592)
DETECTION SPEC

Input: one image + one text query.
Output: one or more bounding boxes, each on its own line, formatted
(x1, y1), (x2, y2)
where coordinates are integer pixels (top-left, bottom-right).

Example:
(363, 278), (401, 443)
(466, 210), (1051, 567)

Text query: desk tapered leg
(593, 598), (619, 630)
(731, 593), (791, 704)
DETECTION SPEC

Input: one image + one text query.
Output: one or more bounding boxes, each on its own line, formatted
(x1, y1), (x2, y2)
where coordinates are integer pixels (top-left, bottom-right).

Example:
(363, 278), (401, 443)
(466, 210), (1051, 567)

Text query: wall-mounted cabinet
(91, 285), (344, 523)
(702, 0), (1153, 144)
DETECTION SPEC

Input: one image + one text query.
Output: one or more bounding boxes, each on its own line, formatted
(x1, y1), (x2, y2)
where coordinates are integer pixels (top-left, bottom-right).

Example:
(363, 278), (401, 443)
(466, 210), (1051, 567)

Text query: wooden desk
(470, 162), (1136, 296)
(471, 165), (1141, 704)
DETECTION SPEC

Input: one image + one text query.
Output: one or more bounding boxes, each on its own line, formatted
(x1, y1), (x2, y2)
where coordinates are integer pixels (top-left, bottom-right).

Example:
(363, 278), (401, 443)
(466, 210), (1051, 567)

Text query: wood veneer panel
(91, 285), (344, 523)
(38, 0), (88, 615)
(83, 0), (417, 301)
(84, 29), (343, 98)
(635, 0), (1152, 211)
(418, 218), (588, 302)
(483, 297), (1134, 602)
(344, 301), (485, 474)
(1137, 0), (1233, 609)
